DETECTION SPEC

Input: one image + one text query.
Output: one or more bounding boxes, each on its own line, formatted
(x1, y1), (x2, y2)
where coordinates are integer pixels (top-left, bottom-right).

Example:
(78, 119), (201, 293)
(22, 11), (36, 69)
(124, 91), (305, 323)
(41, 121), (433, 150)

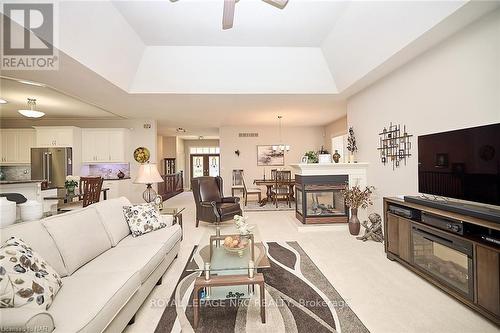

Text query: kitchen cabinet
(34, 127), (77, 147)
(100, 179), (131, 201)
(0, 129), (35, 165)
(82, 129), (128, 163)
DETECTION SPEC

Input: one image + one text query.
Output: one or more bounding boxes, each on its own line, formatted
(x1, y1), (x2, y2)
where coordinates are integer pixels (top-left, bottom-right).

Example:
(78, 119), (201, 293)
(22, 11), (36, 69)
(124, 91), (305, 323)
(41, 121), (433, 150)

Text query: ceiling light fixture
(18, 98), (45, 118)
(272, 115), (290, 153)
(0, 98), (7, 104)
(171, 0), (289, 30)
(176, 127), (186, 133)
(18, 80), (45, 87)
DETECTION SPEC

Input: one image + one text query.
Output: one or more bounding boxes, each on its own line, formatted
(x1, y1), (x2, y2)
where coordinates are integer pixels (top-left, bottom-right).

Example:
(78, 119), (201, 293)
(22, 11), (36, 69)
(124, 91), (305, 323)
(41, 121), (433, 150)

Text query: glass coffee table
(186, 224), (269, 328)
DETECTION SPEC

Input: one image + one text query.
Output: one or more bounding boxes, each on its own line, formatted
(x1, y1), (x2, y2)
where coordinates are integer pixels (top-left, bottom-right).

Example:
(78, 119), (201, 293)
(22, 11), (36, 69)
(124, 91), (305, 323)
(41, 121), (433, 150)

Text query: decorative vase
(349, 153), (355, 163)
(66, 185), (75, 195)
(349, 208), (361, 235)
(332, 150), (341, 163)
(117, 170), (125, 179)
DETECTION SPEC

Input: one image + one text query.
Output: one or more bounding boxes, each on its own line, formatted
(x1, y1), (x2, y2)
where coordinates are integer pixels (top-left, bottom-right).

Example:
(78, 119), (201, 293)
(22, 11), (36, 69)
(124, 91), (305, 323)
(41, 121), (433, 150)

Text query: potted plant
(347, 127), (357, 163)
(65, 175), (79, 195)
(304, 151), (318, 163)
(341, 185), (375, 235)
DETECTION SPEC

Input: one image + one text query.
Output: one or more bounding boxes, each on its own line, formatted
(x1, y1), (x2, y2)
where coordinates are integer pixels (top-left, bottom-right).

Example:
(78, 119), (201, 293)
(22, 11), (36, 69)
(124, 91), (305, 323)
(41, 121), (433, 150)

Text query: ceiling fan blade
(222, 0), (236, 30)
(263, 0), (289, 9)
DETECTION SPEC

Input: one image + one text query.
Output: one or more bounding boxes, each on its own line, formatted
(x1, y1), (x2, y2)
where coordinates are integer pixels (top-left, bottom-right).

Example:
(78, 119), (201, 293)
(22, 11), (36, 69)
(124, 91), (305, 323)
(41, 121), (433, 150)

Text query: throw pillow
(0, 237), (63, 310)
(123, 203), (166, 237)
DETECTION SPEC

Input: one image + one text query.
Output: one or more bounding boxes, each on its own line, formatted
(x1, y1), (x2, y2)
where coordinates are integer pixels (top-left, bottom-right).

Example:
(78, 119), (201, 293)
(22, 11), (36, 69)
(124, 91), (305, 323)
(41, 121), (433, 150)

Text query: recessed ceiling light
(18, 98), (45, 118)
(18, 109), (45, 118)
(18, 80), (45, 87)
(0, 98), (7, 104)
(176, 128), (186, 133)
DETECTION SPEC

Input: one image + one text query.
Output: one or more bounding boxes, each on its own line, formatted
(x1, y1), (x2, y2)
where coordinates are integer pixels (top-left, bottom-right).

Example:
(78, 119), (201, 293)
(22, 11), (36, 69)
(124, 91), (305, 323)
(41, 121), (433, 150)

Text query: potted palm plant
(341, 185), (375, 235)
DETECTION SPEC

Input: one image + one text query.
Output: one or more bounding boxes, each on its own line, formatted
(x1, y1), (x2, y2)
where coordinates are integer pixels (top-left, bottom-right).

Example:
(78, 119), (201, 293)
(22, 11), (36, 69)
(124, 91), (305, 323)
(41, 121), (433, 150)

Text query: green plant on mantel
(304, 151), (318, 163)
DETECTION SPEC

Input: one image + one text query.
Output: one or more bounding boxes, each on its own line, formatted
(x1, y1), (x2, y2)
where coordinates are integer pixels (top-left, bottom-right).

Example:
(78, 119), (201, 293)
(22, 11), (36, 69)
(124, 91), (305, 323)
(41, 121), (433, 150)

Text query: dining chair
(270, 169), (277, 180)
(271, 170), (292, 208)
(64, 177), (103, 210)
(231, 169), (245, 197)
(242, 177), (261, 206)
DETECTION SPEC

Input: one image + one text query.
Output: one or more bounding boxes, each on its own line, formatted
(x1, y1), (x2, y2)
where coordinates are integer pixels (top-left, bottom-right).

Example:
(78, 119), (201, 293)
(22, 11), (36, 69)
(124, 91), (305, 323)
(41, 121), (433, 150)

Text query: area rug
(154, 242), (369, 333)
(242, 201), (295, 212)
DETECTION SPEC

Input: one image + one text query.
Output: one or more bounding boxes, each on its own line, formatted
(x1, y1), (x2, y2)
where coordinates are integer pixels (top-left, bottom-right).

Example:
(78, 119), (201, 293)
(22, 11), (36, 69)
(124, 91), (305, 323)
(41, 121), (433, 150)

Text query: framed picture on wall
(257, 145), (284, 166)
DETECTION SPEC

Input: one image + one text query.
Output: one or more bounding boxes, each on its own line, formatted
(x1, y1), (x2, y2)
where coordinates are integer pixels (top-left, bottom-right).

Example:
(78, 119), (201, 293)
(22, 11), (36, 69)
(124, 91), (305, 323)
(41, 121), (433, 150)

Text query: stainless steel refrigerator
(31, 148), (73, 188)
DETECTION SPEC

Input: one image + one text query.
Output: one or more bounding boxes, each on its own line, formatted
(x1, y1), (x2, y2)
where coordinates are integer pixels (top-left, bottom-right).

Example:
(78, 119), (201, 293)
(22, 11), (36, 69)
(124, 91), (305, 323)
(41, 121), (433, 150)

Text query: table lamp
(135, 163), (164, 203)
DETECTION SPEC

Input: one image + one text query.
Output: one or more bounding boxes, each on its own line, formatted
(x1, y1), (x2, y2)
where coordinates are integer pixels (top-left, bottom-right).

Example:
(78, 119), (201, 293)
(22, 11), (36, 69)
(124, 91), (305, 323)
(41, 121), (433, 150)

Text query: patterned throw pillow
(0, 237), (63, 310)
(123, 203), (167, 237)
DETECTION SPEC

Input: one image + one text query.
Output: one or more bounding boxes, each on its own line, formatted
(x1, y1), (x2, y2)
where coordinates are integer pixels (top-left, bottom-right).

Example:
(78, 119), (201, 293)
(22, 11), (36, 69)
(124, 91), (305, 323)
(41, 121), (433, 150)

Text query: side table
(160, 207), (185, 240)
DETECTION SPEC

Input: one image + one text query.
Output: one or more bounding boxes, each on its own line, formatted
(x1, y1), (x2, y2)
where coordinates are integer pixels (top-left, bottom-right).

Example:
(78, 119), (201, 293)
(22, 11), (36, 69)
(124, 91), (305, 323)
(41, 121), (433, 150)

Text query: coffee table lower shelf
(192, 273), (266, 329)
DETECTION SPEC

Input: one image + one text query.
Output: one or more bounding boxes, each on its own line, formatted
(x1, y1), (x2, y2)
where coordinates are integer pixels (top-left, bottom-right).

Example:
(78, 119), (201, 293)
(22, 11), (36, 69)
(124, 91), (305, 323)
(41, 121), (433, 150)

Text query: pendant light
(273, 115), (290, 153)
(18, 98), (45, 118)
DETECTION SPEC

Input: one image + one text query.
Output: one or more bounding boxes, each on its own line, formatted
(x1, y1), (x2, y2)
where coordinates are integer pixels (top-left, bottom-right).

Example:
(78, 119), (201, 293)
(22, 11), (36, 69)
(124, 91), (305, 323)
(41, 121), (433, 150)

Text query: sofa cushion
(0, 220), (68, 277)
(117, 224), (182, 254)
(48, 271), (140, 333)
(123, 203), (166, 237)
(0, 237), (63, 310)
(92, 197), (131, 246)
(42, 207), (112, 275)
(73, 242), (166, 284)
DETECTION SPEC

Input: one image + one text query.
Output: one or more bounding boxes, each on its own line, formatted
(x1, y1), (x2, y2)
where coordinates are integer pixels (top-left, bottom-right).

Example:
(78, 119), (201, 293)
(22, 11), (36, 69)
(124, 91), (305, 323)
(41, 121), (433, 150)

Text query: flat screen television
(418, 123), (500, 207)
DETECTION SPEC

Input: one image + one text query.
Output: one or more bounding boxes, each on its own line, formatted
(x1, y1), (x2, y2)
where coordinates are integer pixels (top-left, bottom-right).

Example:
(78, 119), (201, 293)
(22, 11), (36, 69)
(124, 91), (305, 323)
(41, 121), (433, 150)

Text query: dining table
(253, 179), (295, 206)
(43, 187), (110, 203)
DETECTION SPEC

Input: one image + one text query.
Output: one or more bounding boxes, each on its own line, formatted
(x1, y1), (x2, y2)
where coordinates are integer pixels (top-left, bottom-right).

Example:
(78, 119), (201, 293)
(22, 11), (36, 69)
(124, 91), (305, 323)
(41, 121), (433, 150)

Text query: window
(189, 147), (220, 154)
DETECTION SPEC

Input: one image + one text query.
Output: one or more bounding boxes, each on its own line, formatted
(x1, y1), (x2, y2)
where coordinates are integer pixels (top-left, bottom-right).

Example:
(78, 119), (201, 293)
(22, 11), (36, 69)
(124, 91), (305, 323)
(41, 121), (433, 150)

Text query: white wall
(219, 126), (325, 195)
(131, 46), (336, 93)
(347, 9), (500, 214)
(323, 116), (347, 153)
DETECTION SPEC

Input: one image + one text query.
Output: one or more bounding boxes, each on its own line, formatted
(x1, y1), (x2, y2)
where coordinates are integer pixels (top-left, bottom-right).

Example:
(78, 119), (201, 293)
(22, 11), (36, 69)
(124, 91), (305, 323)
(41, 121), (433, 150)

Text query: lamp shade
(134, 163), (163, 184)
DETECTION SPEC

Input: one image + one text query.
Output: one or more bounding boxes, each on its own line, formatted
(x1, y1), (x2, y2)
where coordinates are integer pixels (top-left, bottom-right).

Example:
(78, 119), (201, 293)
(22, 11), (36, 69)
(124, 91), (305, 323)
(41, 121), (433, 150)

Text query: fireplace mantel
(289, 163), (368, 187)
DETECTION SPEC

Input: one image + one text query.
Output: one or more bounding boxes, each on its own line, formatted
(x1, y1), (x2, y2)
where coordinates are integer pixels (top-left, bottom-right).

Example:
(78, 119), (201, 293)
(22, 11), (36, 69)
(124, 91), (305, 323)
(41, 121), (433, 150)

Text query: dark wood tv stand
(384, 197), (500, 325)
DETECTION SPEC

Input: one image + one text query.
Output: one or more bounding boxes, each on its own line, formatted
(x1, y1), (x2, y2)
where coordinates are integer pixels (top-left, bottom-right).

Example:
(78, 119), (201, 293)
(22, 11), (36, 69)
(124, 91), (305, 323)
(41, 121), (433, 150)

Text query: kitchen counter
(0, 180), (44, 185)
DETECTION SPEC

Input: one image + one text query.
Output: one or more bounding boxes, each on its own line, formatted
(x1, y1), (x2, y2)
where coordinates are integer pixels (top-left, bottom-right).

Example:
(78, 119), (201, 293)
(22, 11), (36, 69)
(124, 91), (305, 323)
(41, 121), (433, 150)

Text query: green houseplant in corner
(341, 185), (375, 235)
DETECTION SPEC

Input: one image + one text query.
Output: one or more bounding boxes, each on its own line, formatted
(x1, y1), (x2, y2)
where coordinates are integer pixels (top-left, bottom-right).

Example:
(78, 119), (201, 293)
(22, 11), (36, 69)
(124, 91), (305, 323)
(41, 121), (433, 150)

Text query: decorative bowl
(223, 236), (249, 255)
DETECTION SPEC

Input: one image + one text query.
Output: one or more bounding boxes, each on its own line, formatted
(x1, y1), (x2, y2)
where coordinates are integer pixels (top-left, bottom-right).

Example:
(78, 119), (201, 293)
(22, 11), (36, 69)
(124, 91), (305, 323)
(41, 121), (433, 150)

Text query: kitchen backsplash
(0, 166), (31, 181)
(81, 163), (131, 179)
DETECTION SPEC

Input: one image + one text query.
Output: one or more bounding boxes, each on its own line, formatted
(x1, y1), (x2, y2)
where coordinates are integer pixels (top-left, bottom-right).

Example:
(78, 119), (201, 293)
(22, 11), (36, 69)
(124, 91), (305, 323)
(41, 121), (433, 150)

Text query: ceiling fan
(171, 0), (289, 30)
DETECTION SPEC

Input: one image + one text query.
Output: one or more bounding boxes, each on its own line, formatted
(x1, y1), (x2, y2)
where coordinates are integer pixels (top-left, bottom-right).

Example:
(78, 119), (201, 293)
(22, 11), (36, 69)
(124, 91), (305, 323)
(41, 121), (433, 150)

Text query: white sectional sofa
(0, 197), (182, 333)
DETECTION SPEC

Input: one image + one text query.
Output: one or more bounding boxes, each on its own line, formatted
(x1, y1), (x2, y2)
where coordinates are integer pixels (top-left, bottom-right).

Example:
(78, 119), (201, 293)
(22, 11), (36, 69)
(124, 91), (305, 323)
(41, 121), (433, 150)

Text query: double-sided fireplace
(295, 174), (348, 224)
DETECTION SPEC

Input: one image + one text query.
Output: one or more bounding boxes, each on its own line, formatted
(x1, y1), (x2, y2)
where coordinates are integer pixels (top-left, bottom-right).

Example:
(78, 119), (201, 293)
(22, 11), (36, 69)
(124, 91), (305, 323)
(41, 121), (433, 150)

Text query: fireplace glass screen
(306, 191), (345, 216)
(413, 230), (472, 298)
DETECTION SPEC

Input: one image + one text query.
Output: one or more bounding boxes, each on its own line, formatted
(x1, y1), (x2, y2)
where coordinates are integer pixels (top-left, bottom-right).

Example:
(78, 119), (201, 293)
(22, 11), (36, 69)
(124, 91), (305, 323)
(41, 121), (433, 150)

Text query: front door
(190, 154), (220, 184)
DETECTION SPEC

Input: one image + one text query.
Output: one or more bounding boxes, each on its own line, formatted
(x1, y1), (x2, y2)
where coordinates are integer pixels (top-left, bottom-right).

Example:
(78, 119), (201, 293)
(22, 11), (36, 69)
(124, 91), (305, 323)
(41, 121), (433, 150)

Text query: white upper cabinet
(0, 129), (35, 165)
(82, 128), (128, 163)
(34, 126), (77, 147)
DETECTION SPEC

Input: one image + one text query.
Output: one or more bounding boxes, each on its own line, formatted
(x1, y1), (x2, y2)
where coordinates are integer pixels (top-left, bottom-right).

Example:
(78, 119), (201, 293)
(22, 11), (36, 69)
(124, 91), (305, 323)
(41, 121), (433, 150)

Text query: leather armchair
(191, 176), (242, 227)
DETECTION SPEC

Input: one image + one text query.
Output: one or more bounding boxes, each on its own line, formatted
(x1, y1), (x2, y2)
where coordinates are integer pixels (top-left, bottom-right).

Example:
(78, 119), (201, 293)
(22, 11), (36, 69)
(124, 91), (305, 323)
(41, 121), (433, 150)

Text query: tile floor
(124, 192), (497, 333)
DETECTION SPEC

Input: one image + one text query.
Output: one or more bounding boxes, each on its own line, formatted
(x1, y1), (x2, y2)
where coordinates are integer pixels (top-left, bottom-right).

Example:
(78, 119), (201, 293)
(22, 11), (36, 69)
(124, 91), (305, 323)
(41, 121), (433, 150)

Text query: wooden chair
(271, 170), (292, 208)
(242, 177), (261, 206)
(80, 177), (104, 207)
(270, 169), (277, 180)
(231, 169), (245, 197)
(64, 177), (103, 210)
